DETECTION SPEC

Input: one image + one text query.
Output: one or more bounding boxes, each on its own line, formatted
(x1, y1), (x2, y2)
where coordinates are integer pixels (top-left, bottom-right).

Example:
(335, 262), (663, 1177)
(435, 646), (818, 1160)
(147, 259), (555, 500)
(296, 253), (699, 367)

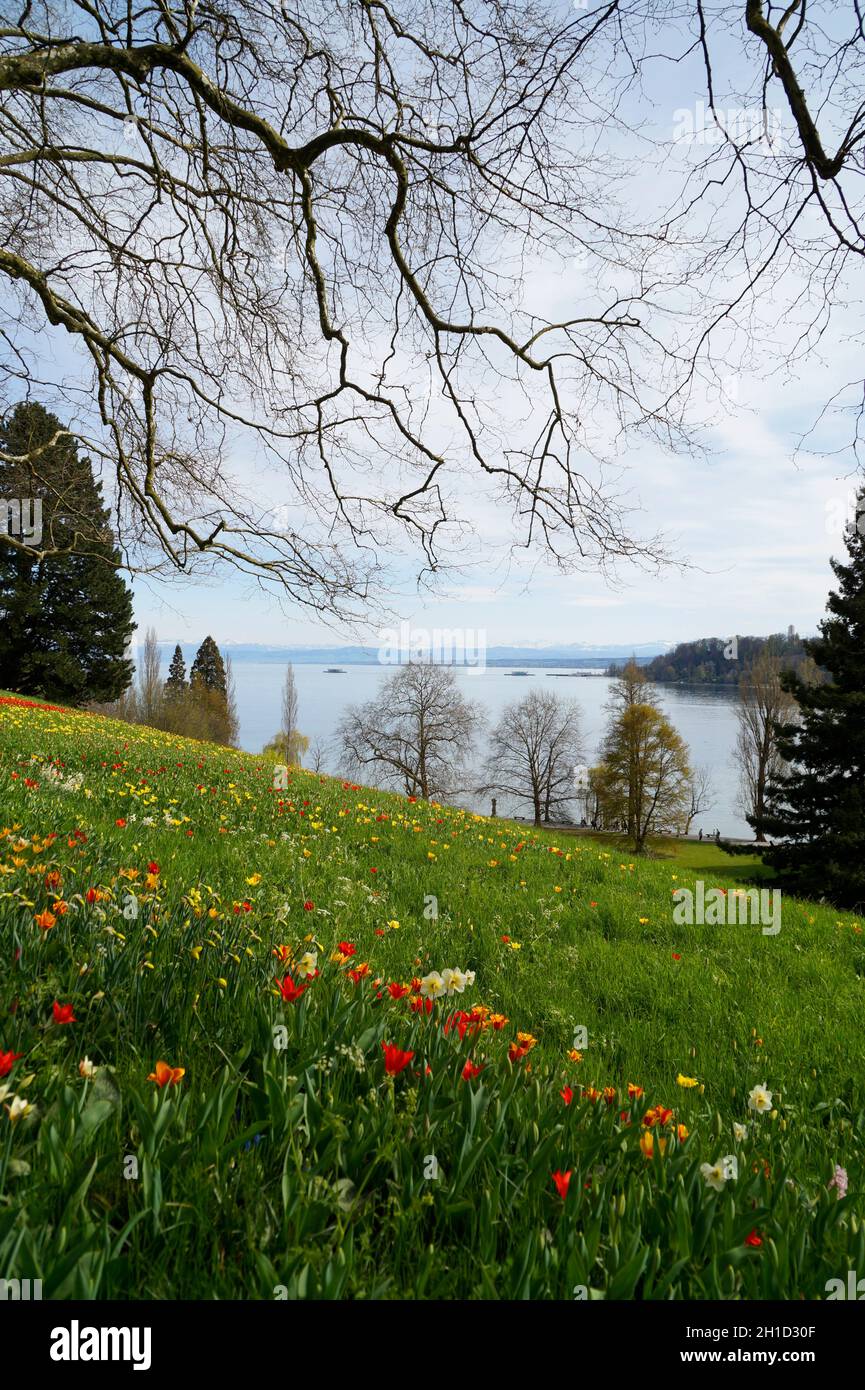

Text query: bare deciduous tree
(136, 626), (162, 727)
(272, 661), (301, 764)
(683, 764), (715, 834)
(735, 650), (798, 841)
(2, 2), (863, 605)
(337, 663), (482, 800)
(307, 737), (330, 774)
(481, 689), (583, 828)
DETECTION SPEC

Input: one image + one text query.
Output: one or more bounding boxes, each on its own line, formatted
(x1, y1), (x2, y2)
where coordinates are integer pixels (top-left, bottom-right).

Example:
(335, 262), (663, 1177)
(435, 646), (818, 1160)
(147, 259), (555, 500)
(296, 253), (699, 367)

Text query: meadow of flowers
(0, 692), (863, 1299)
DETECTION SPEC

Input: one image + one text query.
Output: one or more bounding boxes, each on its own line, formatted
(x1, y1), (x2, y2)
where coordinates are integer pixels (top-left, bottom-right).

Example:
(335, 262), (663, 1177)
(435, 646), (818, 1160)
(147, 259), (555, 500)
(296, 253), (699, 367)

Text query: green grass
(564, 830), (777, 880)
(0, 691), (862, 1299)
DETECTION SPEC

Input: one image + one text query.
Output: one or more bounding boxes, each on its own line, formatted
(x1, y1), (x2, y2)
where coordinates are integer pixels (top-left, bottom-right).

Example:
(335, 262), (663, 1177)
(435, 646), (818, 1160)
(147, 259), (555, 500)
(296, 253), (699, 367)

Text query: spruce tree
(757, 491), (865, 907)
(165, 644), (188, 697)
(0, 400), (135, 703)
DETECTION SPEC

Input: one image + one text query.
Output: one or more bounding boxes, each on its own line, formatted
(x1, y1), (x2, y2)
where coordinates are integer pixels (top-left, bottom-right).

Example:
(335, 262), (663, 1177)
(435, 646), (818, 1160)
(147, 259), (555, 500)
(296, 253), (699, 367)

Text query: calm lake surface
(229, 662), (750, 839)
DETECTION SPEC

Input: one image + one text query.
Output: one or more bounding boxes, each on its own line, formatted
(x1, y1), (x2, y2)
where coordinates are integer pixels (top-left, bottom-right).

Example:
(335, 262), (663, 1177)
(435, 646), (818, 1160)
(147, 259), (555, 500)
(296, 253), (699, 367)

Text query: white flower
(732, 1121), (747, 1142)
(5, 1095), (33, 1123)
(296, 951), (318, 979)
(700, 1161), (727, 1192)
(464, 970), (476, 987)
(79, 1057), (97, 1079)
(748, 1083), (773, 1114)
(442, 967), (467, 995)
(701, 1155), (737, 1191)
(420, 971), (446, 999)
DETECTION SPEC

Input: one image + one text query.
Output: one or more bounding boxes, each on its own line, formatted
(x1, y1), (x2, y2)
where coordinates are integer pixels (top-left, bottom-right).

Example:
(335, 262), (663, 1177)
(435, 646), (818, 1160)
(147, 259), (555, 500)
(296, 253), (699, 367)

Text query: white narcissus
(732, 1121), (748, 1142)
(700, 1161), (726, 1191)
(420, 971), (446, 999)
(442, 968), (467, 995)
(748, 1084), (773, 1113)
(296, 951), (318, 979)
(701, 1155), (738, 1190)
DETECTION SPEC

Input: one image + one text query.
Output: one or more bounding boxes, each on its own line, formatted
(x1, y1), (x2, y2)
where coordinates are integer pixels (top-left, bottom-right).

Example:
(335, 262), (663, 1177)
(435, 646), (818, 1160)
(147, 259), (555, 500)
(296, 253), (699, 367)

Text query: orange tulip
(148, 1060), (185, 1087)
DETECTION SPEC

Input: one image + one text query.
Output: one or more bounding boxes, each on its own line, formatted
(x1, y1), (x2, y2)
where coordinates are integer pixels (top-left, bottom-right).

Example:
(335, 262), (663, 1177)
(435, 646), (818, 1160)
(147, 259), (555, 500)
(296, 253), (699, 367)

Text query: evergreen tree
(189, 635), (227, 694)
(0, 400), (135, 703)
(165, 644), (187, 697)
(186, 636), (236, 746)
(757, 496), (865, 907)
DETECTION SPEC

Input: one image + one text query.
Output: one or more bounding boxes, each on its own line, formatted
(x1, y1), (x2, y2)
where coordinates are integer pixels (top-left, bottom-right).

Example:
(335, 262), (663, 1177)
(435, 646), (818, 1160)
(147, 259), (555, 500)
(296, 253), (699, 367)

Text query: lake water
(229, 662), (750, 839)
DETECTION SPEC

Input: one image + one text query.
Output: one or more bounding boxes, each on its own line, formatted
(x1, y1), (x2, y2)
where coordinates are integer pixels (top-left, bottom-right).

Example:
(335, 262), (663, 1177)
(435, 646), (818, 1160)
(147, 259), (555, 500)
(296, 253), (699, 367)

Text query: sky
(125, 5), (863, 652)
(129, 207), (860, 653)
(6, 1), (863, 656)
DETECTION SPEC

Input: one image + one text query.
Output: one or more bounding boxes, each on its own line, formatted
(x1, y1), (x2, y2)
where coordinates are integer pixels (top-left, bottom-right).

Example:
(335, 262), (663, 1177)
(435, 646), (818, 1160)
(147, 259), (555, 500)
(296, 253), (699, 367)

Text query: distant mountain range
(153, 640), (671, 668)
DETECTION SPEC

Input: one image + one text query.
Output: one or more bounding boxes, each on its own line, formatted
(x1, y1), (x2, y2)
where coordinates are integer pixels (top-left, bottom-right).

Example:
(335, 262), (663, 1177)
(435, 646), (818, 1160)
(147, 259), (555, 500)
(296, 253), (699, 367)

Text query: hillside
(0, 693), (862, 1299)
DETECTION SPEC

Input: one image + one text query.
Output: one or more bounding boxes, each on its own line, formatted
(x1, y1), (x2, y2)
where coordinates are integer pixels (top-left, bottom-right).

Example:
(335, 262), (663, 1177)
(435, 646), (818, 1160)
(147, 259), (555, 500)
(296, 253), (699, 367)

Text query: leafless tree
(136, 625), (162, 726)
(481, 689), (583, 828)
(735, 649), (797, 841)
(683, 764), (715, 834)
(224, 654), (240, 748)
(2, 2), (863, 606)
(274, 661), (300, 761)
(337, 662), (482, 799)
(308, 736), (330, 774)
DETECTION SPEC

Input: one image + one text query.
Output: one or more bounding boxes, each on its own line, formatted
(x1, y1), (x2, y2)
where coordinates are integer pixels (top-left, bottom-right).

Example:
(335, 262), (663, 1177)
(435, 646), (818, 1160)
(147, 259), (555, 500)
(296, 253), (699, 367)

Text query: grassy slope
(0, 693), (863, 1299)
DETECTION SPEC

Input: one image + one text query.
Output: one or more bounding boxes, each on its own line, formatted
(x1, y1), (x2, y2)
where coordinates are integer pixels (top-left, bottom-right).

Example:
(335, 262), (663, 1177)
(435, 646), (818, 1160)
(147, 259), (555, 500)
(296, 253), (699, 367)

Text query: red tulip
(381, 1042), (414, 1075)
(0, 1049), (23, 1077)
(52, 1001), (76, 1025)
(274, 973), (309, 1004)
(551, 1170), (572, 1200)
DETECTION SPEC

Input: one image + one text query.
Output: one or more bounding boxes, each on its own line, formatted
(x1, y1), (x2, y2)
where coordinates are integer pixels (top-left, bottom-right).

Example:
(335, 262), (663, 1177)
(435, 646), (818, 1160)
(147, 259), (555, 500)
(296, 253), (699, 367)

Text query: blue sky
(127, 6), (863, 650)
(7, 1), (862, 654)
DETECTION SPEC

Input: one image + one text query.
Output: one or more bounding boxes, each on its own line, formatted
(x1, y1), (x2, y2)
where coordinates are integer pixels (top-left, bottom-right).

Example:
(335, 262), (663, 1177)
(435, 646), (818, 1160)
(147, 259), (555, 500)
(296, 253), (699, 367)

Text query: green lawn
(0, 692), (862, 1299)
(565, 830), (776, 880)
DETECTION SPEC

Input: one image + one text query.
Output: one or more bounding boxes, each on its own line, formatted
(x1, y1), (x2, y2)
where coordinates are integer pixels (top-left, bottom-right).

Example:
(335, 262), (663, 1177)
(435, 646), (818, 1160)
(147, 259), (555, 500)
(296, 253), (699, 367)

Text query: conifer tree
(187, 636), (236, 745)
(189, 636), (227, 694)
(758, 494), (865, 907)
(0, 400), (135, 703)
(165, 644), (187, 697)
